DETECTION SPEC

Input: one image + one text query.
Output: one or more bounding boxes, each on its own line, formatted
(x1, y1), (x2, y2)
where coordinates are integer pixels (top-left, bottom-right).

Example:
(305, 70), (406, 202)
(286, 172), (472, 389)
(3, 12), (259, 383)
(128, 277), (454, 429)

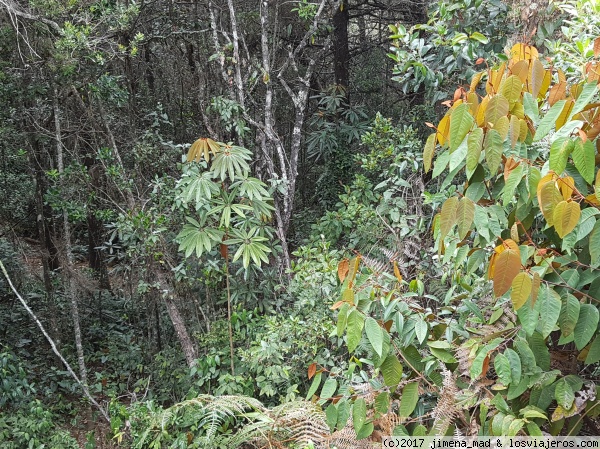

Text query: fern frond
(431, 365), (460, 436)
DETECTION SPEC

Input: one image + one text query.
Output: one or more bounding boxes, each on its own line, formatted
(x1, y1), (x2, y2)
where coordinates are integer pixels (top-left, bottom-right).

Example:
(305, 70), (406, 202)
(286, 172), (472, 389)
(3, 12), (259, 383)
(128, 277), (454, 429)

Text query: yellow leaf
(556, 99), (574, 131)
(538, 180), (562, 226)
(510, 222), (519, 243)
(500, 75), (523, 105)
(488, 252), (497, 280)
(508, 115), (520, 148)
(338, 259), (349, 282)
(456, 197), (475, 240)
(510, 101), (525, 119)
(467, 92), (479, 117)
(440, 197), (459, 240)
(553, 201), (581, 238)
(436, 115), (451, 147)
(511, 272), (532, 311)
(493, 249), (521, 297)
(485, 95), (509, 126)
(539, 69), (552, 99)
(557, 176), (574, 200)
(476, 95), (490, 127)
(493, 115), (510, 140)
(529, 58), (545, 99)
(423, 133), (436, 173)
(510, 60), (530, 83)
(393, 261), (403, 283)
(518, 119), (528, 142)
(503, 238), (519, 252)
(470, 71), (484, 93)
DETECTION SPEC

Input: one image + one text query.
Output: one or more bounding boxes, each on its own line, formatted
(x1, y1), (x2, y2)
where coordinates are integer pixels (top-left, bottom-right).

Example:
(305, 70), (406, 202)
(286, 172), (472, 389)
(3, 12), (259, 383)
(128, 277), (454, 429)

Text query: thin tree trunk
(54, 87), (88, 387)
(163, 295), (197, 367)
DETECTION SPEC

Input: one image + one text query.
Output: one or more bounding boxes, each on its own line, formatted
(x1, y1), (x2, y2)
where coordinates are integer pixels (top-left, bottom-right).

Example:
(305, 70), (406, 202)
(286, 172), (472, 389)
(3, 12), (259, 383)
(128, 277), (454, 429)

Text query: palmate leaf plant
(176, 138), (276, 375)
(310, 43), (600, 442)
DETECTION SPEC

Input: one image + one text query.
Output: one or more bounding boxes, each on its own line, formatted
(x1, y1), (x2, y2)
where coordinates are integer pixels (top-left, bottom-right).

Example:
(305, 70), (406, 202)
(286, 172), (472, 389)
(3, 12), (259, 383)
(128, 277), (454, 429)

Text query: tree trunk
(163, 295), (197, 367)
(333, 1), (350, 94)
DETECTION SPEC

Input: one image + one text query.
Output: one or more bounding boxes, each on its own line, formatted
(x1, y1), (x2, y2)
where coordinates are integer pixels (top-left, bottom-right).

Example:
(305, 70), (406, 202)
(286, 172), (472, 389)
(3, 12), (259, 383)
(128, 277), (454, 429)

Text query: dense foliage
(0, 0), (599, 447)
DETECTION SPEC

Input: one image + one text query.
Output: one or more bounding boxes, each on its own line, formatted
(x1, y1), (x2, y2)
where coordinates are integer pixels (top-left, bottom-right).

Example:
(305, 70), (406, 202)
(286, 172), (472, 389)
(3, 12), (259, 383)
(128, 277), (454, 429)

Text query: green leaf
(528, 332), (550, 371)
(414, 317), (428, 345)
(549, 137), (574, 175)
(449, 136), (468, 172)
(589, 218), (600, 267)
(320, 377), (338, 401)
(559, 293), (581, 337)
(539, 286), (561, 338)
(466, 128), (484, 175)
(574, 304), (599, 350)
(365, 317), (384, 358)
(471, 338), (503, 379)
(325, 404), (338, 431)
(502, 164), (524, 206)
(347, 309), (365, 353)
(399, 382), (419, 417)
(511, 272), (532, 311)
(500, 75), (523, 105)
(484, 129), (503, 174)
(520, 405), (547, 420)
(305, 372), (322, 400)
(555, 378), (575, 409)
(533, 100), (566, 141)
(572, 139), (596, 184)
(353, 398), (367, 433)
(571, 82), (598, 117)
(584, 336), (600, 364)
(356, 422), (374, 440)
(523, 92), (539, 122)
(494, 353), (512, 385)
(375, 392), (390, 414)
(381, 354), (403, 387)
(449, 104), (474, 152)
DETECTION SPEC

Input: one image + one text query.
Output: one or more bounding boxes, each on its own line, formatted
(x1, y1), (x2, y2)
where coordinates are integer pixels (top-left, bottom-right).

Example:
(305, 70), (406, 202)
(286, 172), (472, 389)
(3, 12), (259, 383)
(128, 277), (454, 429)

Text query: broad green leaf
(571, 82), (598, 117)
(517, 298), (538, 336)
(493, 249), (521, 297)
(325, 404), (337, 431)
(549, 137), (574, 175)
(471, 338), (503, 379)
(375, 392), (390, 414)
(585, 336), (600, 364)
(306, 372), (322, 399)
(365, 317), (384, 357)
(485, 129), (503, 174)
(399, 382), (419, 417)
(514, 339), (536, 373)
(440, 196), (459, 240)
(380, 354), (403, 387)
(320, 377), (338, 400)
(523, 92), (539, 121)
(590, 220), (600, 267)
(423, 133), (436, 173)
(528, 331), (550, 370)
(456, 197), (475, 239)
(559, 294), (580, 337)
(573, 304), (599, 350)
(539, 287), (561, 338)
(337, 303), (349, 337)
(494, 353), (512, 385)
(466, 128), (484, 174)
(572, 139), (596, 184)
(356, 422), (374, 440)
(414, 317), (428, 345)
(485, 94), (509, 125)
(347, 309), (365, 352)
(553, 201), (581, 238)
(511, 272), (531, 311)
(521, 405), (548, 420)
(555, 378), (575, 409)
(353, 398), (367, 433)
(502, 164), (524, 206)
(533, 100), (566, 142)
(449, 136), (468, 171)
(449, 104), (474, 151)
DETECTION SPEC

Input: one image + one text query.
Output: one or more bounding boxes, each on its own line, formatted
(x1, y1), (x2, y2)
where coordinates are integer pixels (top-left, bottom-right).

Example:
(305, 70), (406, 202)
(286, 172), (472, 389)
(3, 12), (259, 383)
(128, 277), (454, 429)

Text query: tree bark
(333, 1), (350, 94)
(163, 295), (197, 368)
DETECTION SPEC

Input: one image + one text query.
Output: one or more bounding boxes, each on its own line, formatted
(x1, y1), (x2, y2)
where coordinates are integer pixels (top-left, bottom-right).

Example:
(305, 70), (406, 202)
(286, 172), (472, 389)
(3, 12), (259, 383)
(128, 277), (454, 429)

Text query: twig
(0, 260), (110, 423)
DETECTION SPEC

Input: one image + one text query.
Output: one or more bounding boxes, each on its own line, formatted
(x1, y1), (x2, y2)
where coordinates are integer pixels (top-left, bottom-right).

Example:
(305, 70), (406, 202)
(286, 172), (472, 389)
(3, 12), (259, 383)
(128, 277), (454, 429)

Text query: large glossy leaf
(500, 75), (523, 105)
(555, 378), (575, 409)
(466, 128), (484, 175)
(574, 304), (599, 350)
(365, 317), (384, 357)
(399, 382), (419, 417)
(559, 294), (581, 337)
(380, 354), (402, 387)
(449, 104), (474, 151)
(585, 336), (600, 364)
(505, 348), (522, 385)
(572, 138), (596, 184)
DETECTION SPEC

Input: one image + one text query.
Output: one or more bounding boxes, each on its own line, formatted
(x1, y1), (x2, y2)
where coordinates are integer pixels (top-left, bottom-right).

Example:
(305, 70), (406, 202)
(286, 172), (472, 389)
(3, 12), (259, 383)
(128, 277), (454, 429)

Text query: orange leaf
(476, 57), (485, 65)
(393, 261), (403, 283)
(330, 301), (345, 310)
(481, 355), (490, 378)
(219, 243), (228, 259)
(308, 363), (317, 380)
(594, 37), (600, 58)
(338, 259), (349, 282)
(493, 249), (521, 297)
